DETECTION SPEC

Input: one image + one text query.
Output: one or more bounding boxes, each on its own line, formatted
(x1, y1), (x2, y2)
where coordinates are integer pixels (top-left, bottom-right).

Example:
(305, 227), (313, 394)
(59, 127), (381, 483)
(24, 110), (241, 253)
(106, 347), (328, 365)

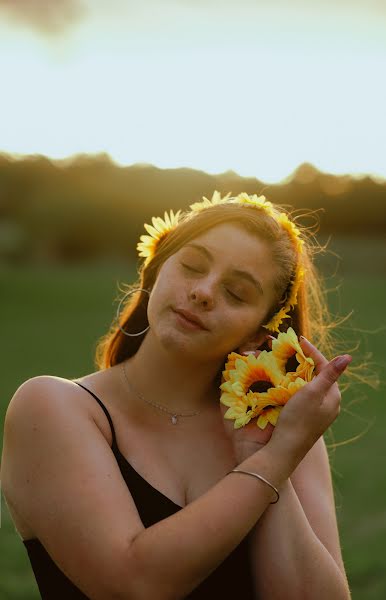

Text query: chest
(109, 411), (238, 508)
(8, 429), (236, 540)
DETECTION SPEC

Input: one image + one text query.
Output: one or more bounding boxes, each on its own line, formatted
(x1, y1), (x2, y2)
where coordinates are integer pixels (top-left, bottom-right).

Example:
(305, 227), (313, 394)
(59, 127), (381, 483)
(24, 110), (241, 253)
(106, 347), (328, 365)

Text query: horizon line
(1, 149), (385, 185)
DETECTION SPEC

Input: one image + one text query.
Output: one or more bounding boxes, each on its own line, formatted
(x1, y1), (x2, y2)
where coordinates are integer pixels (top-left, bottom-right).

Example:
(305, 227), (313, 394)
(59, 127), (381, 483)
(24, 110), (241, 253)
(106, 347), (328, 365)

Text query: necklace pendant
(171, 414), (178, 425)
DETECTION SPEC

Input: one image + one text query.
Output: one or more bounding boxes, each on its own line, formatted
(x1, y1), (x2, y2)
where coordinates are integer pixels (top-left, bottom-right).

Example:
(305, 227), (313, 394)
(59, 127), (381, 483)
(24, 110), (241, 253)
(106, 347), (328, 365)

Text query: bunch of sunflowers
(220, 328), (316, 430)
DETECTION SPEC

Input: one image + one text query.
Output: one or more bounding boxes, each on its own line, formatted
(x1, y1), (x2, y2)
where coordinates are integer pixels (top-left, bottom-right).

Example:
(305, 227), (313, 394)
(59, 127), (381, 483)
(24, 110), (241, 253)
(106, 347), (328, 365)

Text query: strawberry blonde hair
(95, 201), (334, 369)
(95, 198), (378, 452)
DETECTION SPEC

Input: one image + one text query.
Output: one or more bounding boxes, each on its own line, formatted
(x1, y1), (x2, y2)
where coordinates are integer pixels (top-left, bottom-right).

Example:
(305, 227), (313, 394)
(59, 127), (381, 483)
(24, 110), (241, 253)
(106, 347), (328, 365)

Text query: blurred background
(0, 0), (385, 598)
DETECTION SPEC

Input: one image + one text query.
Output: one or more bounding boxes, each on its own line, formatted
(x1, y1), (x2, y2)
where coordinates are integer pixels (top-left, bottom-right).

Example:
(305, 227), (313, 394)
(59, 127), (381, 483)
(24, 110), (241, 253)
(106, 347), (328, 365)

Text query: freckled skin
(146, 223), (279, 363)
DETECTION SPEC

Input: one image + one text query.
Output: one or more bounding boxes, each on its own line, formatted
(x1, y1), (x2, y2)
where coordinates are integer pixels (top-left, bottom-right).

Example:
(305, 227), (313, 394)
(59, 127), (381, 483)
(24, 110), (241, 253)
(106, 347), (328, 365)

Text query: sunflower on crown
(137, 209), (182, 263)
(220, 328), (316, 430)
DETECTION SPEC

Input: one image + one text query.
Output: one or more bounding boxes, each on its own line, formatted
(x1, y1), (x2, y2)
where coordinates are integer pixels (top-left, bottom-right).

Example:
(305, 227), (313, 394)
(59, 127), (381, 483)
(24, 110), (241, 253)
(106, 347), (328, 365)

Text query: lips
(173, 308), (208, 330)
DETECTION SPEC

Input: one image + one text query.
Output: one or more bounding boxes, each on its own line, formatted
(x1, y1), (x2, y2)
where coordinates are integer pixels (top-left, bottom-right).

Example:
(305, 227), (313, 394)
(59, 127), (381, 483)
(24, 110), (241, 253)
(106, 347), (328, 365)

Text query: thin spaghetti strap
(73, 381), (117, 447)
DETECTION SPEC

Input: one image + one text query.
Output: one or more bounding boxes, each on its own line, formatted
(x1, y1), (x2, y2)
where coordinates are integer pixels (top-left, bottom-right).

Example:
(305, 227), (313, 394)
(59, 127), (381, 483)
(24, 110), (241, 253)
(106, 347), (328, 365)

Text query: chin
(158, 327), (197, 355)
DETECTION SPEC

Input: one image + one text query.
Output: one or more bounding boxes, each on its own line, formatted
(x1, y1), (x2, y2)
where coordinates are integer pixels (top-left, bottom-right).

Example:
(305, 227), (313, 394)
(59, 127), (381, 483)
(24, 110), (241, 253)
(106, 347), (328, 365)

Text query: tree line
(0, 153), (384, 265)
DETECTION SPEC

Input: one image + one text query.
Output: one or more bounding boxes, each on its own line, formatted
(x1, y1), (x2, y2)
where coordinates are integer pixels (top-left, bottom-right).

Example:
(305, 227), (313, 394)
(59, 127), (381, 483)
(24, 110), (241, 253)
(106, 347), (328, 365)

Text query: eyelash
(181, 263), (244, 303)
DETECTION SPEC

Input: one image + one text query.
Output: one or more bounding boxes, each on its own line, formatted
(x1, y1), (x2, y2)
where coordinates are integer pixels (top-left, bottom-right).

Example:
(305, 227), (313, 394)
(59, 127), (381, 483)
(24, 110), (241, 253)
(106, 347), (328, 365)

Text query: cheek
(147, 267), (177, 318)
(147, 284), (167, 320)
(229, 305), (268, 338)
(153, 261), (178, 291)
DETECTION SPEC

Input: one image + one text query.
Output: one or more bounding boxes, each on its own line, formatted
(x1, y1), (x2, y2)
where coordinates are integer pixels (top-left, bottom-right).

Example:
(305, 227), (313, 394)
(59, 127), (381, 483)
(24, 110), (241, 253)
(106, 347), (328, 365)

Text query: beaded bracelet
(228, 469), (280, 504)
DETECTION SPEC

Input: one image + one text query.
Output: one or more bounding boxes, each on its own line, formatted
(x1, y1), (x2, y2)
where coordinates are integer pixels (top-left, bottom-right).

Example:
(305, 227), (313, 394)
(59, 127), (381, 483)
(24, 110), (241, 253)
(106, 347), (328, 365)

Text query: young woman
(1, 192), (352, 599)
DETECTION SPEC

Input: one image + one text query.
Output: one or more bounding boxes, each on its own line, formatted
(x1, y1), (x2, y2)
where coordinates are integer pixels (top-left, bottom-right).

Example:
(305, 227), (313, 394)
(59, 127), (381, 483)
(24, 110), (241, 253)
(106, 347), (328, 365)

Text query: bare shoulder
(6, 375), (83, 412)
(2, 376), (84, 459)
(4, 374), (114, 443)
(5, 375), (87, 420)
(1, 374), (147, 599)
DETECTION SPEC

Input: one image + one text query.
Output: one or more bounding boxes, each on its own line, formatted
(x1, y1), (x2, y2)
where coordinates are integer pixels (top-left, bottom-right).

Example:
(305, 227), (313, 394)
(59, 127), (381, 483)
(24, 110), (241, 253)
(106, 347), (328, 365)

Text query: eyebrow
(184, 242), (264, 295)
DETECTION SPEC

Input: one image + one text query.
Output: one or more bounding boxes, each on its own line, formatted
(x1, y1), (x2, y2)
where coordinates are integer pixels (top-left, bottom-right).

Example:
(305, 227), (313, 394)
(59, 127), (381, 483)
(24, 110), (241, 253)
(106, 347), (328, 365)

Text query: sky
(0, 0), (385, 183)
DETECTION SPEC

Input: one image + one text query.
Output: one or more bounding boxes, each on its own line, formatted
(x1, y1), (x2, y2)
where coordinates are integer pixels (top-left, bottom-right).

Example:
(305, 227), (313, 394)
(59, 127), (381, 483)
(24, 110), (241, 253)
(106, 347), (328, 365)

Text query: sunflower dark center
(285, 354), (300, 373)
(249, 380), (273, 394)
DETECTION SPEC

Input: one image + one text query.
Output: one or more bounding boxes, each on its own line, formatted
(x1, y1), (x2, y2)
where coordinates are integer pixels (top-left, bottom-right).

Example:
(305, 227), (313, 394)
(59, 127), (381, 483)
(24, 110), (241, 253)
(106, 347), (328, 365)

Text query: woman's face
(147, 223), (279, 362)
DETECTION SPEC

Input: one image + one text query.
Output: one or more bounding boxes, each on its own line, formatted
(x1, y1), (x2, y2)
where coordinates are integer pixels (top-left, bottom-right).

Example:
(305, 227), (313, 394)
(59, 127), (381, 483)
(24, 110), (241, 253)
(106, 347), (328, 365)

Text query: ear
(237, 327), (269, 354)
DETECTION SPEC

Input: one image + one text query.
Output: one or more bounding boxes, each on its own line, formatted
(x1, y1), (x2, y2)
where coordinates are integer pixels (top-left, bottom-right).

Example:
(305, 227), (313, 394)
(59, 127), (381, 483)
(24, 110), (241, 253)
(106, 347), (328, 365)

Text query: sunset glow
(0, 0), (385, 182)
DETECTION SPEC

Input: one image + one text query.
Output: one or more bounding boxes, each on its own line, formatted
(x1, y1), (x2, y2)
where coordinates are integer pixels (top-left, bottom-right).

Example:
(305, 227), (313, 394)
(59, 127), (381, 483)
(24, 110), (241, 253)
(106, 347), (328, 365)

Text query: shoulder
(4, 375), (113, 444)
(1, 376), (146, 598)
(8, 373), (83, 399)
(5, 375), (74, 421)
(2, 376), (96, 483)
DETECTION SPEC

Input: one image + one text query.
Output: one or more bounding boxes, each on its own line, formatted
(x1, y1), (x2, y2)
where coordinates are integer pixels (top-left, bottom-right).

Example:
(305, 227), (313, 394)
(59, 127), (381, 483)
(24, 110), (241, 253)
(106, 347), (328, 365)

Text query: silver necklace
(121, 362), (203, 425)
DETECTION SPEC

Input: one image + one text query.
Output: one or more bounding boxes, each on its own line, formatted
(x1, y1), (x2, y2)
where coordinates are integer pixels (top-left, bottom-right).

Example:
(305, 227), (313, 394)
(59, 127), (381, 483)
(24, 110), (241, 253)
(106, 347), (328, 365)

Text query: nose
(189, 282), (214, 309)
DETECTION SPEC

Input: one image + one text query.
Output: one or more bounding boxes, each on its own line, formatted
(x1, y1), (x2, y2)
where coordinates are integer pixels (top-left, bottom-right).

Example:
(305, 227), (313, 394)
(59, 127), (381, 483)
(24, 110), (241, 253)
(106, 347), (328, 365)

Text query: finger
(267, 335), (275, 351)
(307, 354), (352, 397)
(299, 336), (329, 375)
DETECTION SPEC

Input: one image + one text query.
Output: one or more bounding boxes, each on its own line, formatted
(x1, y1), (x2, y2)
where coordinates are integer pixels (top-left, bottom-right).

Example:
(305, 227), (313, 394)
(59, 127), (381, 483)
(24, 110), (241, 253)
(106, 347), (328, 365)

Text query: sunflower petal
(256, 413), (269, 429)
(144, 223), (160, 237)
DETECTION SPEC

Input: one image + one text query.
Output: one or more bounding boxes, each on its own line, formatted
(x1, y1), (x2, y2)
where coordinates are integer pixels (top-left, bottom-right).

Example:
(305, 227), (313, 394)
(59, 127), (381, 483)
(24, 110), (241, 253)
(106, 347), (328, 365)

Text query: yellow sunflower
(277, 212), (305, 255)
(263, 213), (305, 332)
(252, 378), (306, 429)
(189, 190), (232, 212)
(271, 327), (315, 383)
(222, 352), (242, 382)
(264, 265), (306, 332)
(137, 209), (181, 263)
(220, 328), (315, 430)
(190, 190), (275, 216)
(230, 192), (275, 216)
(220, 352), (283, 429)
(224, 351), (283, 396)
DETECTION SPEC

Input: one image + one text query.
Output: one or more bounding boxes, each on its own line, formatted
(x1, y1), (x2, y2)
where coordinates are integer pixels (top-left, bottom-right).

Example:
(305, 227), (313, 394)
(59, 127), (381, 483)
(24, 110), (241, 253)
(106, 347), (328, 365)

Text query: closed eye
(181, 263), (203, 273)
(181, 263), (244, 302)
(227, 290), (243, 302)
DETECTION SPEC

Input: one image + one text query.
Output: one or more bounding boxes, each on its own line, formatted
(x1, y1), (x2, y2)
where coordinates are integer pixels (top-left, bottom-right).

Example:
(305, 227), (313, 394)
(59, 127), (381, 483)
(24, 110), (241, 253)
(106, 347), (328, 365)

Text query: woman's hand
(268, 337), (352, 465)
(220, 403), (274, 463)
(220, 336), (275, 463)
(220, 335), (352, 465)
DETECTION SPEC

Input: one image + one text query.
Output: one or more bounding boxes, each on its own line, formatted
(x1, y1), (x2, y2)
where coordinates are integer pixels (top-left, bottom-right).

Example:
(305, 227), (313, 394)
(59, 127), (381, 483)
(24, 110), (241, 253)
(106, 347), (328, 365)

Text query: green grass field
(0, 248), (385, 599)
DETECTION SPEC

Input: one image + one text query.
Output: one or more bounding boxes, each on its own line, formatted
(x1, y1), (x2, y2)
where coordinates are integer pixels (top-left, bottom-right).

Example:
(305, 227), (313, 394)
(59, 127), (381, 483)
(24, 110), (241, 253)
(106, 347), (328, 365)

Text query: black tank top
(22, 381), (257, 599)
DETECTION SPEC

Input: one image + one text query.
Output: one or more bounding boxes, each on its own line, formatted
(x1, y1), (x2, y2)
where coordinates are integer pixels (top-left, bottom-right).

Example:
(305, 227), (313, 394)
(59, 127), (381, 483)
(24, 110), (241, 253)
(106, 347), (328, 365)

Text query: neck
(122, 331), (224, 418)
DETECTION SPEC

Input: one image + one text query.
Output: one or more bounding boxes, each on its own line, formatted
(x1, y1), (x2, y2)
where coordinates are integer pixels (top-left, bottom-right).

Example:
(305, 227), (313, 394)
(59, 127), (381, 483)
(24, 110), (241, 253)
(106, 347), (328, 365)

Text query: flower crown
(136, 191), (305, 333)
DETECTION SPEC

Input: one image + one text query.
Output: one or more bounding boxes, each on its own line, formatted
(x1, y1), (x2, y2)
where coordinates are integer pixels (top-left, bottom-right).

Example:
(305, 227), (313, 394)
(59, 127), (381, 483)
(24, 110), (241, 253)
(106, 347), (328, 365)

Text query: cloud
(0, 0), (86, 35)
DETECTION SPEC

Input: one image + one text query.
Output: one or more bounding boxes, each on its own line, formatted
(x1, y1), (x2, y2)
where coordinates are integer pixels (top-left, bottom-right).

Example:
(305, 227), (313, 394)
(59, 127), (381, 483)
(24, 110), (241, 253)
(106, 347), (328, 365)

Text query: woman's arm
(247, 436), (351, 600)
(290, 435), (348, 576)
(3, 377), (299, 600)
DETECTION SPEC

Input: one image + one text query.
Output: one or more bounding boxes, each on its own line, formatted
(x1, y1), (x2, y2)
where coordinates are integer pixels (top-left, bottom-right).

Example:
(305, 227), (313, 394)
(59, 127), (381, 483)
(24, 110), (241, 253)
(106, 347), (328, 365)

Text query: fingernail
(332, 355), (352, 370)
(299, 335), (308, 342)
(242, 350), (256, 355)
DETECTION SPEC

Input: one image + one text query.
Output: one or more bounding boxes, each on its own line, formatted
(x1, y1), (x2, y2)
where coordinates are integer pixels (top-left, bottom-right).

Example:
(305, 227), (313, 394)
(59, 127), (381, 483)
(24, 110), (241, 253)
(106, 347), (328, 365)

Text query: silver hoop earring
(116, 288), (150, 337)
